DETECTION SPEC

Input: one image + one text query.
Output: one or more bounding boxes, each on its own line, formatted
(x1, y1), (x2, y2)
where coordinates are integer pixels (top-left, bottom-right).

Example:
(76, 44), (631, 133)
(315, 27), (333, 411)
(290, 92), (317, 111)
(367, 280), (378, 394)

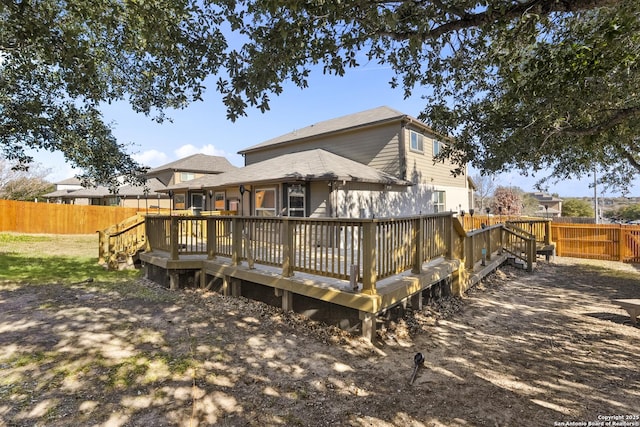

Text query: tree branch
(557, 107), (640, 137)
(373, 0), (622, 41)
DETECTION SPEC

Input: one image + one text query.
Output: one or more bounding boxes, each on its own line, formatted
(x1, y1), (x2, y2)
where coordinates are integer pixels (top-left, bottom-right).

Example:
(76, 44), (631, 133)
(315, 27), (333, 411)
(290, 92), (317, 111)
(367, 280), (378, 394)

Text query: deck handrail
(98, 214), (146, 268)
(143, 212), (536, 292)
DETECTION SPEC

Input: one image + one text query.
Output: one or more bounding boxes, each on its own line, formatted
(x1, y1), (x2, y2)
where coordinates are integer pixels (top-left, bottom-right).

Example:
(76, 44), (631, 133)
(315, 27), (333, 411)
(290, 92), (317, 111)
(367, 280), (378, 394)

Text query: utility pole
(594, 167), (599, 224)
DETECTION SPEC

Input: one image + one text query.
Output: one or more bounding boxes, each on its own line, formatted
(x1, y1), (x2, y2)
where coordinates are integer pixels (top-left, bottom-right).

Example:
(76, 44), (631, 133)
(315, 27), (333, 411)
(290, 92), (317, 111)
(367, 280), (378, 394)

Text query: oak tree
(2, 1), (637, 189)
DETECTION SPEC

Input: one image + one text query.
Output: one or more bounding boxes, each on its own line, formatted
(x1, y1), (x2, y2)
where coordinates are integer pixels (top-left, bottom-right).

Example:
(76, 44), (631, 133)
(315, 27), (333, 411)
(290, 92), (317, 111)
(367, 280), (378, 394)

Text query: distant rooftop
(146, 153), (237, 175)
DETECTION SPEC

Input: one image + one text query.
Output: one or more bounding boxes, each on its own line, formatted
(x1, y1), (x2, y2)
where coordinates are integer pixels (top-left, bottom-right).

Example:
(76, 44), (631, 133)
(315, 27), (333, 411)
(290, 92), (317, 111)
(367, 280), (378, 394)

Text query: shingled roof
(146, 153), (237, 175)
(164, 149), (412, 191)
(238, 106), (437, 155)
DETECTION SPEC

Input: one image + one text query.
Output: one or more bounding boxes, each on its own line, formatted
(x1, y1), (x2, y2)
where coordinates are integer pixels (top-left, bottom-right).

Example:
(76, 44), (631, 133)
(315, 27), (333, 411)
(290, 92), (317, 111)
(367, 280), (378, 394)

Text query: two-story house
(43, 154), (237, 209)
(165, 106), (472, 218)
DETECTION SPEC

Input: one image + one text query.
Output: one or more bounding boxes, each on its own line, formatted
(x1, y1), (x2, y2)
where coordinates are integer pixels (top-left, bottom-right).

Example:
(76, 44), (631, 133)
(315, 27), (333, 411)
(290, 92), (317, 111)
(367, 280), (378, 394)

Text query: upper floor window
(410, 131), (424, 153)
(180, 172), (195, 182)
(433, 140), (443, 156)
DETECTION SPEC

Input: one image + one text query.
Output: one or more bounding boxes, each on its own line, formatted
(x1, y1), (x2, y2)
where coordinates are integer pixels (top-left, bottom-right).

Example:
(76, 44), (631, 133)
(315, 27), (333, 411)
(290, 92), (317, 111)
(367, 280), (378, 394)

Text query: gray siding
(402, 126), (465, 188)
(245, 123), (402, 178)
(309, 181), (330, 218)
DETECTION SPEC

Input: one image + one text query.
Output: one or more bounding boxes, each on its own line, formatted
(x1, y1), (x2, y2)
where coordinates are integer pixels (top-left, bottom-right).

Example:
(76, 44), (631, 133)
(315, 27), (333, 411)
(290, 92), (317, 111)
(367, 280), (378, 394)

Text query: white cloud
(174, 143), (225, 158)
(133, 149), (170, 168)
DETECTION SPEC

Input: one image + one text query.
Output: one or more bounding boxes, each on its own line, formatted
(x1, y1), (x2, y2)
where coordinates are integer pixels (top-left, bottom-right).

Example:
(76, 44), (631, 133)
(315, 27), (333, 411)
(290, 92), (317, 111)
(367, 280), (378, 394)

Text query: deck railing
(144, 212), (536, 293)
(98, 214), (146, 268)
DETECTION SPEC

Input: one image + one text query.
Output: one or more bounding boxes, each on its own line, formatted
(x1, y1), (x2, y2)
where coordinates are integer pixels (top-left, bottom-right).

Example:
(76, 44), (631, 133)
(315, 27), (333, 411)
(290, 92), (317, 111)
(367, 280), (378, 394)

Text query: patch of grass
(0, 234), (50, 244)
(0, 253), (139, 284)
(1, 351), (49, 368)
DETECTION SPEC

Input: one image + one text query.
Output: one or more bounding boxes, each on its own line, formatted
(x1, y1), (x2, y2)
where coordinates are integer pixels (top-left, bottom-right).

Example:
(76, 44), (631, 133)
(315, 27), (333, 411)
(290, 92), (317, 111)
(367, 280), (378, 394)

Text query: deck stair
(98, 214), (147, 270)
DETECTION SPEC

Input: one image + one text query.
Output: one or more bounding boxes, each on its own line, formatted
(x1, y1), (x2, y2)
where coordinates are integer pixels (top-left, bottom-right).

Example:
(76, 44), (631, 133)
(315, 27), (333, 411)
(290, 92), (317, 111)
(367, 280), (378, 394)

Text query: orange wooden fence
(0, 200), (139, 234)
(551, 223), (640, 263)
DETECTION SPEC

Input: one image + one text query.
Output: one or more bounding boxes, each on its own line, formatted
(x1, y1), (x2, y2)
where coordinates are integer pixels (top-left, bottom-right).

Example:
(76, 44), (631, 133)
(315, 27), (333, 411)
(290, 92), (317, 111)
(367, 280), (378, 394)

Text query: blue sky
(32, 62), (634, 198)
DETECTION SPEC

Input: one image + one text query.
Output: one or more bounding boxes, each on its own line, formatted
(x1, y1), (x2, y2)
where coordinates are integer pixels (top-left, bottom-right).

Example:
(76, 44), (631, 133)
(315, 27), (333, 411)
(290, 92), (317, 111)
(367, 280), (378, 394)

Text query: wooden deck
(141, 248), (510, 340)
(136, 213), (534, 340)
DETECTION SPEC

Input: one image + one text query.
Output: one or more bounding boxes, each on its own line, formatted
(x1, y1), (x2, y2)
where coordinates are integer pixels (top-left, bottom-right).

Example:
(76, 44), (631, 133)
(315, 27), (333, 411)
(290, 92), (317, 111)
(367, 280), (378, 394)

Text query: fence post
(207, 217), (216, 260)
(281, 218), (294, 277)
(170, 217), (179, 260)
(618, 226), (625, 262)
(412, 216), (424, 274)
(231, 217), (243, 266)
(361, 220), (377, 295)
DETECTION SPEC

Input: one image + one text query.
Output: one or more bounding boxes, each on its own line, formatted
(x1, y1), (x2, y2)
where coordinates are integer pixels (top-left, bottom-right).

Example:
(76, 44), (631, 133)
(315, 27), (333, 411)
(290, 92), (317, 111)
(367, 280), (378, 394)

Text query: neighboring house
(145, 154), (237, 210)
(43, 154), (236, 209)
(530, 192), (563, 218)
(42, 177), (85, 204)
(165, 106), (472, 218)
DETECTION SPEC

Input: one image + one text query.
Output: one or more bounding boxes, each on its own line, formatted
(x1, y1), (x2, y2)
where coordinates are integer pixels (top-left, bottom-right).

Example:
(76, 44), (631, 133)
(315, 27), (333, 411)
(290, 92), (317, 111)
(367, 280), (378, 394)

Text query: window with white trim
(180, 172), (195, 182)
(432, 191), (446, 213)
(433, 139), (442, 156)
(410, 130), (424, 153)
(255, 188), (276, 217)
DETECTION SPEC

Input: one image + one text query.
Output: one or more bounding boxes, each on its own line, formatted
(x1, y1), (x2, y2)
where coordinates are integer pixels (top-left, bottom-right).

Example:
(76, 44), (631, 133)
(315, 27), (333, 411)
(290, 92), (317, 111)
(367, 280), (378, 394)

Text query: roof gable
(146, 153), (237, 175)
(165, 149), (412, 191)
(239, 106), (432, 155)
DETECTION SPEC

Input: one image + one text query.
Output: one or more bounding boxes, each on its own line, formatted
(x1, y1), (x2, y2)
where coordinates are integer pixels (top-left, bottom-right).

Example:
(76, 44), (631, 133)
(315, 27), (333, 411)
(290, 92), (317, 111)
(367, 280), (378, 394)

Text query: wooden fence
(551, 223), (640, 263)
(0, 200), (139, 234)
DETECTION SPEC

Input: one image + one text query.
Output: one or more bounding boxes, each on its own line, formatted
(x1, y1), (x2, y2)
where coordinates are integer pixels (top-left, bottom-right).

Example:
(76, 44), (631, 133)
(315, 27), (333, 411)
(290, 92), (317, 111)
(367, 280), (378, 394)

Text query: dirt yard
(1, 254), (639, 426)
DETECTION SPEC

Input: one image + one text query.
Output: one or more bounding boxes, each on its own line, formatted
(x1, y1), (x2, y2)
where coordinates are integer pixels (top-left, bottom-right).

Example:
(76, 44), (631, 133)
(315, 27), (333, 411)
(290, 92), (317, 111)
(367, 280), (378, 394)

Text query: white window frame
(433, 140), (443, 156)
(410, 130), (424, 153)
(180, 172), (195, 182)
(432, 191), (446, 213)
(255, 187), (277, 217)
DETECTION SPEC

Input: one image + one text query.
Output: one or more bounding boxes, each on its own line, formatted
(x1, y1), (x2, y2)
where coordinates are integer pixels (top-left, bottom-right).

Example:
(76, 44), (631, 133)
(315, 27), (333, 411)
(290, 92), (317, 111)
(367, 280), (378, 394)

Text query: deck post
(411, 291), (423, 311)
(544, 220), (552, 245)
(412, 216), (424, 274)
(359, 311), (376, 342)
(361, 220), (377, 295)
(97, 230), (107, 264)
(281, 218), (294, 277)
(169, 271), (179, 290)
(281, 289), (293, 311)
(170, 217), (179, 260)
(207, 217), (216, 260)
(526, 237), (534, 272)
(231, 217), (243, 266)
(230, 278), (241, 297)
(222, 275), (230, 296)
(467, 234), (475, 269)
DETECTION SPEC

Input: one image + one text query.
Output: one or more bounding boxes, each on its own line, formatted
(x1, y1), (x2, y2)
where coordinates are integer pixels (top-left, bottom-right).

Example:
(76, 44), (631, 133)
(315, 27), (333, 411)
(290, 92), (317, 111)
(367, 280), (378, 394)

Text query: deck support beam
(359, 311), (376, 342)
(275, 288), (294, 311)
(169, 271), (179, 291)
(411, 291), (423, 311)
(230, 278), (241, 297)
